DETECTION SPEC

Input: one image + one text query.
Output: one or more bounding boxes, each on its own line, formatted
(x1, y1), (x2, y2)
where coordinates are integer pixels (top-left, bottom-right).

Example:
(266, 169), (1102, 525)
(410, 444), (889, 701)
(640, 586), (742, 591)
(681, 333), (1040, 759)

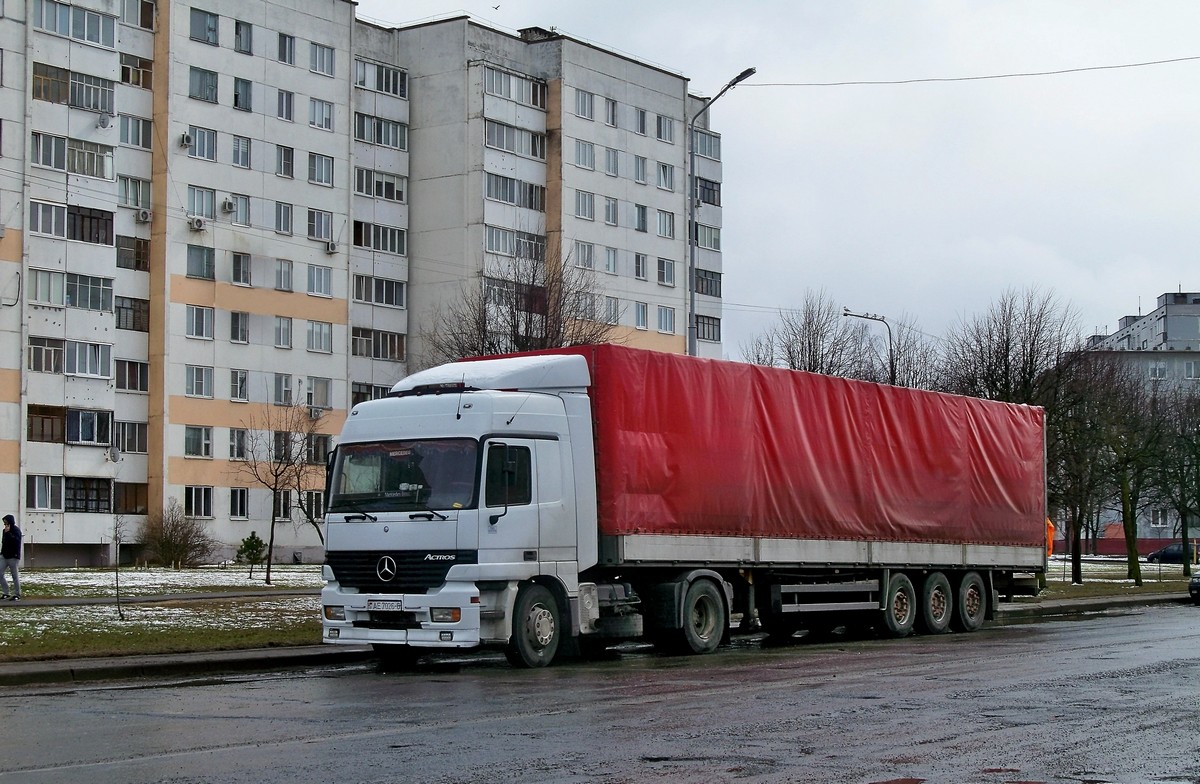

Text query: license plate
(367, 600), (405, 612)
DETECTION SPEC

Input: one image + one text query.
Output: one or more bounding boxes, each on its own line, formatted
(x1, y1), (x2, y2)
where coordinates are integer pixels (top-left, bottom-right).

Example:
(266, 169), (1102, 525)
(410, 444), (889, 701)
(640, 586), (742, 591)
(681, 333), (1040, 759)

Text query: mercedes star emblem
(376, 555), (398, 582)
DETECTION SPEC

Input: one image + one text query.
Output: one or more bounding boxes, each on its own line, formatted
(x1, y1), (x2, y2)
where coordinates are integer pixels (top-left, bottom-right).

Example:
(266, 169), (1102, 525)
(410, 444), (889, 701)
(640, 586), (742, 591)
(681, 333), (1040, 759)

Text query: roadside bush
(139, 499), (219, 567)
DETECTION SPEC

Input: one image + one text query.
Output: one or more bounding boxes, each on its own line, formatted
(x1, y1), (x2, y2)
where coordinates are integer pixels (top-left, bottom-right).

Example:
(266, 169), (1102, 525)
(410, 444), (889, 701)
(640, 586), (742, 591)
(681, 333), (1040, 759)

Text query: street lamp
(687, 66), (756, 356)
(843, 307), (896, 385)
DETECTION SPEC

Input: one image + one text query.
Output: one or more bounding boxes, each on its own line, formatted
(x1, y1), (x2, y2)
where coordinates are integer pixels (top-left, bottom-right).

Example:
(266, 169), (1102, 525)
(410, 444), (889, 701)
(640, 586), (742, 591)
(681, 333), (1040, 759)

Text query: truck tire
(881, 573), (916, 637)
(505, 584), (561, 668)
(657, 579), (726, 655)
(952, 571), (987, 632)
(917, 572), (953, 634)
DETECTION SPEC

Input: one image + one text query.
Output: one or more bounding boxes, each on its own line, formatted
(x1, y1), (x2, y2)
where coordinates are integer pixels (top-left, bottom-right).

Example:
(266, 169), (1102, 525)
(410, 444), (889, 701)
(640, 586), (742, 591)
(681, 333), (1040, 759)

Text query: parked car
(1145, 542), (1197, 564)
(1190, 573), (1200, 606)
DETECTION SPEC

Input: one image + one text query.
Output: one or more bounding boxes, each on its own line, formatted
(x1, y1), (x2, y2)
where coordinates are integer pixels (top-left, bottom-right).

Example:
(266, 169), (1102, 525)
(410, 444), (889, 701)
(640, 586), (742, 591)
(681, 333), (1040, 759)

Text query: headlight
(323, 605), (346, 621)
(430, 607), (461, 623)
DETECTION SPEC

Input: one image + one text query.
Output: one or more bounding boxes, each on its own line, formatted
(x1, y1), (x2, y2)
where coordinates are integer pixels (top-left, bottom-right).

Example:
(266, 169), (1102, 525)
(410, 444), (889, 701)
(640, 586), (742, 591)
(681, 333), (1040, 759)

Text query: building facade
(0, 3), (729, 565)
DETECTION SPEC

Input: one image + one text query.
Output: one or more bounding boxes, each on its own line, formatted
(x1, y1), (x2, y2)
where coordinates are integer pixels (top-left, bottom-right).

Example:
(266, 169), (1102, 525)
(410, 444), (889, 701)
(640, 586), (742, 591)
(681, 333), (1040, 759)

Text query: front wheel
(505, 584), (561, 668)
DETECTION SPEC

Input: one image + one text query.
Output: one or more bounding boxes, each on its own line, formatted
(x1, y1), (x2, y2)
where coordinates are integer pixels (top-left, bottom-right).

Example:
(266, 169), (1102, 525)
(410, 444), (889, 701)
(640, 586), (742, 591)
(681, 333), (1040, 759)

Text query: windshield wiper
(341, 503), (378, 522)
(409, 506), (448, 521)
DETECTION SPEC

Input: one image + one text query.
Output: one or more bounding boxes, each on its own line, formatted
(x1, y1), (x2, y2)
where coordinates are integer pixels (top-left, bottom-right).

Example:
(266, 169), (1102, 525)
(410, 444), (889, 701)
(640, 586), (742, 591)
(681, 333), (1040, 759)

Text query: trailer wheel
(680, 579), (726, 654)
(505, 584), (561, 668)
(952, 571), (987, 632)
(917, 572), (953, 634)
(881, 573), (916, 637)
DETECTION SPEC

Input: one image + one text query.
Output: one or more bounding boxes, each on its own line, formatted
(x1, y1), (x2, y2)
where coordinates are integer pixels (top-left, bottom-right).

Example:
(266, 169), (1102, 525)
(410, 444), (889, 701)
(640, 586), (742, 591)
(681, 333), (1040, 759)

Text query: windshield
(327, 439), (479, 514)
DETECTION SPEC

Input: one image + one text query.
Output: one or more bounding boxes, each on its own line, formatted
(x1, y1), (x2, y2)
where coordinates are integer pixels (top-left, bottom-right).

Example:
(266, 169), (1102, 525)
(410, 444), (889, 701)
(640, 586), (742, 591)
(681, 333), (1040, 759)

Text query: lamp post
(843, 307), (896, 385)
(687, 66), (756, 356)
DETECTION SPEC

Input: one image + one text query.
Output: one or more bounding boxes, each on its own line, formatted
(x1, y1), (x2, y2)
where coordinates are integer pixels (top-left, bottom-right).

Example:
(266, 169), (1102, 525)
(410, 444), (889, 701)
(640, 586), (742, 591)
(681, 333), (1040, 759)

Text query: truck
(320, 344), (1046, 667)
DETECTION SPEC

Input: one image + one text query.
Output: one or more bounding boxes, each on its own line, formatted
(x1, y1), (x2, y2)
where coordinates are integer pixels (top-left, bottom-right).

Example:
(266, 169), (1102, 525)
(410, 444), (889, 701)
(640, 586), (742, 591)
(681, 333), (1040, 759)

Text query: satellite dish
(108, 445), (122, 462)
(96, 114), (113, 129)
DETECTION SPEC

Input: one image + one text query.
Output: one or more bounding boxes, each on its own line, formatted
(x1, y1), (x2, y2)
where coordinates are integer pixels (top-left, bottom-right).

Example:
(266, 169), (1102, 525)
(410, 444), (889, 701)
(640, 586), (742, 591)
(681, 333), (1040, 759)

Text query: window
(29, 201), (66, 238)
(229, 311), (249, 343)
(605, 98), (618, 127)
(483, 120), (546, 160)
(230, 194), (250, 226)
(275, 259), (293, 291)
(605, 147), (619, 176)
(277, 89), (294, 121)
(274, 490), (292, 521)
(351, 383), (391, 405)
(117, 236), (150, 271)
(65, 273), (113, 311)
(357, 168), (407, 202)
(696, 225), (721, 251)
(310, 42), (335, 76)
(64, 340), (112, 377)
(120, 53), (152, 89)
(604, 246), (619, 274)
(605, 296), (620, 325)
(308, 153), (333, 185)
(186, 304), (214, 339)
(697, 177), (721, 206)
(696, 315), (722, 342)
(355, 59), (407, 97)
(657, 163), (675, 191)
(273, 373), (292, 404)
(115, 296), (150, 331)
(121, 0), (155, 30)
(352, 221), (407, 255)
(695, 268), (723, 298)
(189, 126), (216, 160)
(115, 359), (149, 391)
(67, 409), (112, 446)
(604, 197), (618, 226)
(693, 128), (721, 160)
(354, 274), (406, 308)
(485, 444), (532, 507)
(230, 487), (249, 519)
(634, 301), (648, 329)
(656, 115), (675, 143)
(31, 132), (66, 170)
(658, 258), (675, 286)
(186, 245), (215, 279)
(32, 63), (70, 104)
(189, 8), (218, 44)
(233, 78), (252, 111)
(575, 140), (595, 169)
(575, 190), (595, 220)
(634, 155), (647, 184)
(657, 305), (676, 334)
(274, 316), (293, 349)
(114, 483), (148, 515)
(188, 67), (217, 102)
(351, 328), (405, 361)
(185, 486), (213, 518)
(120, 115), (152, 149)
(184, 426), (213, 457)
(657, 210), (675, 239)
(276, 146), (294, 178)
(308, 265), (332, 296)
(304, 490), (326, 519)
(229, 428), (247, 460)
(483, 173), (542, 210)
(307, 377), (332, 409)
(232, 136), (250, 168)
(354, 113), (406, 149)
(188, 185), (215, 219)
(635, 108), (647, 135)
(185, 365), (213, 397)
(27, 475), (64, 511)
(65, 478), (111, 513)
(275, 202), (293, 234)
(277, 33), (295, 64)
(234, 20), (252, 54)
(230, 369), (248, 401)
(307, 321), (333, 352)
(484, 227), (545, 260)
(117, 176), (150, 208)
(29, 269), (65, 306)
(310, 99), (334, 131)
(232, 253), (251, 285)
(1151, 508), (1170, 528)
(573, 241), (594, 269)
(34, 0), (116, 46)
(483, 66), (544, 108)
(114, 421), (148, 454)
(28, 405), (65, 443)
(574, 88), (594, 119)
(634, 253), (647, 280)
(634, 204), (648, 233)
(307, 209), (333, 241)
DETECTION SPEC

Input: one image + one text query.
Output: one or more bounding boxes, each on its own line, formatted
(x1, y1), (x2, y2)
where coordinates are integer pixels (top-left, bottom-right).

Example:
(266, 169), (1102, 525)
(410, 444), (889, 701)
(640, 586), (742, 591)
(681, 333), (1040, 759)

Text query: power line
(747, 55), (1200, 87)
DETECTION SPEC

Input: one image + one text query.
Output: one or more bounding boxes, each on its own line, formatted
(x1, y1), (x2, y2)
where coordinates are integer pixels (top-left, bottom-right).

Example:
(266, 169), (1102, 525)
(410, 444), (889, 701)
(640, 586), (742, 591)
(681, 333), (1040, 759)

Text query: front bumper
(321, 581), (481, 648)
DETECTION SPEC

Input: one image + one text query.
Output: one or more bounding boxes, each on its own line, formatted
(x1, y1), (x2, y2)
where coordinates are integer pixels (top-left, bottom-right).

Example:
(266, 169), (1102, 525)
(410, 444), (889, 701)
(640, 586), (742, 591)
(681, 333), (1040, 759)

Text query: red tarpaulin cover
(554, 345), (1045, 548)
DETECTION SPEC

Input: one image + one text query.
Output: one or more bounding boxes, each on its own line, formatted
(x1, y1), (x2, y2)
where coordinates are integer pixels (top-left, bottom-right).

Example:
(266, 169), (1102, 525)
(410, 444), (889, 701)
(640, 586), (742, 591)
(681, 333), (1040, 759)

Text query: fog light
(323, 605), (346, 621)
(327, 628), (340, 639)
(440, 631), (453, 641)
(430, 607), (461, 623)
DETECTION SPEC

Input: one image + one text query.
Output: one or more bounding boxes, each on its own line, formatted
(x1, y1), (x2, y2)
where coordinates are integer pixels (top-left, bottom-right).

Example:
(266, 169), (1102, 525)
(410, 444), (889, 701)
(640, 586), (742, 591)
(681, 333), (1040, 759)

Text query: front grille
(326, 550), (477, 594)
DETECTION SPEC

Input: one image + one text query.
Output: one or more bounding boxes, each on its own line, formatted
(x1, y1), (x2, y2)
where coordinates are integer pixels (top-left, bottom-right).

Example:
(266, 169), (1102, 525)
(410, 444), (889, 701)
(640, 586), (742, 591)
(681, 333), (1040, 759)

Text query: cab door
(480, 439), (540, 562)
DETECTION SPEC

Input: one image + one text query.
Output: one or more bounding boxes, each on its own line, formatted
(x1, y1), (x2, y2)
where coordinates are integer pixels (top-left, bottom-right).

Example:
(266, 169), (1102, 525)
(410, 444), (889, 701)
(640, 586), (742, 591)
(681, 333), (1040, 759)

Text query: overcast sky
(356, 1), (1200, 358)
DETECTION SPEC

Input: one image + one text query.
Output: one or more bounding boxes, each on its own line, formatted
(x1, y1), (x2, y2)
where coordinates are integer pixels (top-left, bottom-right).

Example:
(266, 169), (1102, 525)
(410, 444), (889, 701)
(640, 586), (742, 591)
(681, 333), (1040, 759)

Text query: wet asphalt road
(3, 603), (1199, 784)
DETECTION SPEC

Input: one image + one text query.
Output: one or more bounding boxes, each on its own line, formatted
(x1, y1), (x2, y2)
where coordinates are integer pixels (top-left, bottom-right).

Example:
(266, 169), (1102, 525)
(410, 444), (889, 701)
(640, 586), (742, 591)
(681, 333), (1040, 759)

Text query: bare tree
(138, 499), (219, 568)
(1148, 384), (1200, 577)
(228, 400), (329, 584)
(422, 244), (617, 366)
(740, 289), (872, 377)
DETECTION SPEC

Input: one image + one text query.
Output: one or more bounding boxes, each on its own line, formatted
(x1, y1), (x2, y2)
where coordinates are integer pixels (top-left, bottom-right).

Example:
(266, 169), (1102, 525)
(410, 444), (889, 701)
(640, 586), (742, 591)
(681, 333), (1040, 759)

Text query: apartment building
(0, 4), (728, 566)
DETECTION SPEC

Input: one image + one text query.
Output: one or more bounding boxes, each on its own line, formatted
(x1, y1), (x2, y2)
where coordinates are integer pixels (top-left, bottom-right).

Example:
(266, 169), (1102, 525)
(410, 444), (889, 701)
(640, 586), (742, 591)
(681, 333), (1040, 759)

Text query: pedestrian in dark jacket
(1, 514), (21, 601)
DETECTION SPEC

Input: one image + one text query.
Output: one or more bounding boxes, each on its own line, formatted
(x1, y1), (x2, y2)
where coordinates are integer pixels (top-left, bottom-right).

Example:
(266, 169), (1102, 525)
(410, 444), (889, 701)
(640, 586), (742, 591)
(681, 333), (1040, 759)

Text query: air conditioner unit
(179, 132), (193, 148)
(325, 241), (338, 254)
(188, 215), (207, 231)
(135, 208), (152, 223)
(308, 407), (323, 419)
(220, 198), (235, 213)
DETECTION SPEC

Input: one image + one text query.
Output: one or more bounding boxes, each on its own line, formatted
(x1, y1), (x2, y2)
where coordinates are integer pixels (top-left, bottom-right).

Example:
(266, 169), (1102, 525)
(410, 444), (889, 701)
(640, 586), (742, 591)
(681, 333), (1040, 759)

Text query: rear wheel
(952, 571), (988, 632)
(917, 572), (953, 634)
(657, 580), (726, 655)
(880, 573), (916, 638)
(505, 584), (561, 668)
